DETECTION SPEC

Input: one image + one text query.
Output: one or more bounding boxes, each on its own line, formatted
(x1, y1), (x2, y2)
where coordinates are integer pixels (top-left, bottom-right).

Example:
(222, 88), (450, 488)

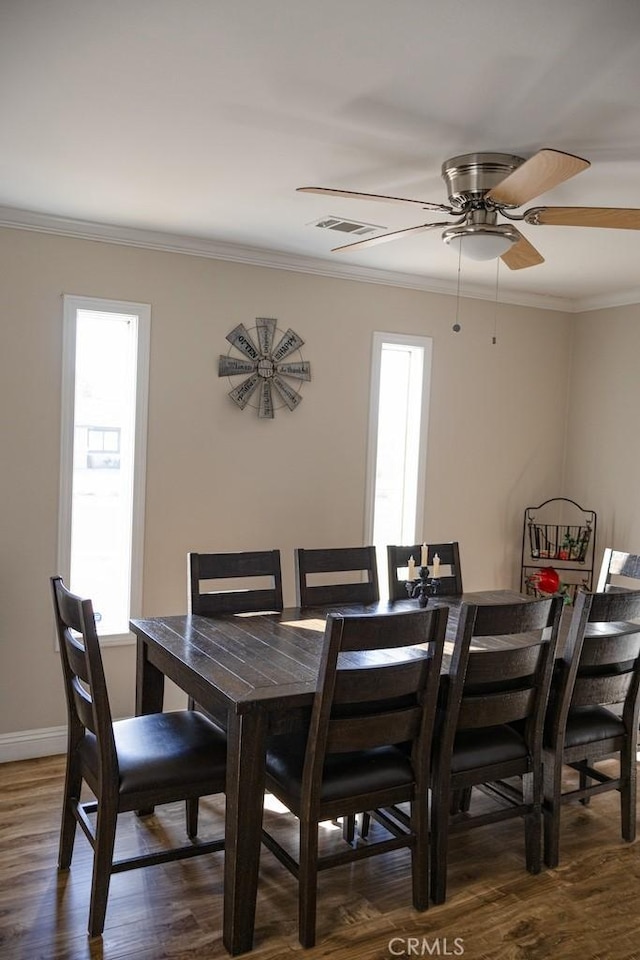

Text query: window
(58, 296), (150, 644)
(365, 333), (432, 598)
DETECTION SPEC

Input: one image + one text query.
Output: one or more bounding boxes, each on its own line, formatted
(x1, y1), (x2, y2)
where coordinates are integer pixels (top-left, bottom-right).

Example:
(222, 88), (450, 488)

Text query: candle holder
(406, 567), (440, 607)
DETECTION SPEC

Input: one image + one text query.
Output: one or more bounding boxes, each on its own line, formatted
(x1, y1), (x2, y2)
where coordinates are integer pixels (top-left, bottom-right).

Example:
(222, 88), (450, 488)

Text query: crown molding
(1, 203), (630, 314)
(572, 288), (640, 313)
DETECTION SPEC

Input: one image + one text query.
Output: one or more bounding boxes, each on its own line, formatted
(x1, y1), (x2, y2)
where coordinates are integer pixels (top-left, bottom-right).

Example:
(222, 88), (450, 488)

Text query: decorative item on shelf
(218, 317), (311, 419)
(526, 566), (560, 595)
(528, 516), (592, 562)
(525, 566), (574, 605)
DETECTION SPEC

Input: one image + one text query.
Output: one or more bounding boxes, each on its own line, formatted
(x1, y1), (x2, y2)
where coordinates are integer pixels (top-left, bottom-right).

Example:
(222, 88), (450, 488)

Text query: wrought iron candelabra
(406, 567), (441, 607)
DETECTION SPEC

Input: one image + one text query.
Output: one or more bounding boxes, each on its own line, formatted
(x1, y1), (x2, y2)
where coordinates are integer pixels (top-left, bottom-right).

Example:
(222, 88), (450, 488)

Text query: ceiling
(2, 0), (640, 310)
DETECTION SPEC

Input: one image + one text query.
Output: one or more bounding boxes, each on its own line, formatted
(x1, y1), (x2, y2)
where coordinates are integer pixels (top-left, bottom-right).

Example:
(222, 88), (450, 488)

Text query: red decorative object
(527, 566), (560, 595)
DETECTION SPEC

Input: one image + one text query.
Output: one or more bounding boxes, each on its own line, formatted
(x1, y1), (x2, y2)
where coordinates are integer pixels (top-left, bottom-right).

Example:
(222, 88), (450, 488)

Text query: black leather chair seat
(266, 731), (414, 805)
(561, 705), (625, 749)
(79, 711), (227, 795)
(449, 724), (528, 774)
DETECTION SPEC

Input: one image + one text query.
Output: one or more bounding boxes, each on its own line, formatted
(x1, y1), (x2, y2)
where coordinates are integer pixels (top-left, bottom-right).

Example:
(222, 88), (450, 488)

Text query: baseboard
(0, 725), (67, 763)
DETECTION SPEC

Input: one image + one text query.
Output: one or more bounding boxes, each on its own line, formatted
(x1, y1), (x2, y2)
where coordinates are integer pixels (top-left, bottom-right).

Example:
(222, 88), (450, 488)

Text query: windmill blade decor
(219, 318), (311, 418)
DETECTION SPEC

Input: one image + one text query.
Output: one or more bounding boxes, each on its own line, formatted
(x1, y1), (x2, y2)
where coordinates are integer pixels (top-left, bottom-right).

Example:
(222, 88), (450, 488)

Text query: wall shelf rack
(521, 497), (597, 601)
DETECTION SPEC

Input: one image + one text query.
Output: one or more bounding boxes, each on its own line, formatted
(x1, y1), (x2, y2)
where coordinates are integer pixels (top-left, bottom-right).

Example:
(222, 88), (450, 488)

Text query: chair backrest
(295, 546), (379, 608)
(596, 548), (640, 593)
(547, 589), (640, 744)
(442, 597), (563, 752)
(51, 576), (117, 779)
(301, 606), (448, 812)
(387, 542), (463, 601)
(188, 550), (283, 615)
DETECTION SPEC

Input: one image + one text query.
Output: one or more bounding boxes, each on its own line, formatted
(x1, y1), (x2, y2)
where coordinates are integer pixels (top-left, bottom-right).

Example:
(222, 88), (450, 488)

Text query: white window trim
(364, 332), (433, 546)
(57, 295), (150, 646)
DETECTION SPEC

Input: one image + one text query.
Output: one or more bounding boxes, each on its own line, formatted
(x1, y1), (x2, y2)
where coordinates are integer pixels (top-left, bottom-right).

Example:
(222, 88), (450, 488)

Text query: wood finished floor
(1, 755), (639, 960)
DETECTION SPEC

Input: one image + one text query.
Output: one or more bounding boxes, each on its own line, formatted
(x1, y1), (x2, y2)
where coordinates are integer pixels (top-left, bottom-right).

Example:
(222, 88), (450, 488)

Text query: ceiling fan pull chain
(492, 259), (500, 345)
(452, 243), (463, 333)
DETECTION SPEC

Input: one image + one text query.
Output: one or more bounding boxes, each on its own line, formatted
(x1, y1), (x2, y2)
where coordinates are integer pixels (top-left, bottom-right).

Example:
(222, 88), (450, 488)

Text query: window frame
(364, 331), (433, 553)
(57, 295), (150, 646)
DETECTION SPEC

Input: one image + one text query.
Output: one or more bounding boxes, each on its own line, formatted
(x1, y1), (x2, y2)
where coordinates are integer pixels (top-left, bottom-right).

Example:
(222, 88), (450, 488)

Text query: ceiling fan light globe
(442, 223), (520, 261)
(456, 233), (515, 260)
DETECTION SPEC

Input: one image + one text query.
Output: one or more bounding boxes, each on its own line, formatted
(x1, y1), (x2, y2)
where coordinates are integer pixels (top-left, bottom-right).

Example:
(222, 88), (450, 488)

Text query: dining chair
(261, 605), (448, 947)
(387, 542), (463, 601)
(51, 576), (227, 937)
(596, 548), (640, 593)
(542, 588), (640, 868)
(294, 545), (379, 608)
(188, 549), (283, 615)
(430, 595), (562, 905)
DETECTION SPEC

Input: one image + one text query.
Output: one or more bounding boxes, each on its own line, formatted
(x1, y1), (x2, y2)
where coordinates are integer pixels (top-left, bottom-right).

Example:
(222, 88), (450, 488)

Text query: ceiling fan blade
(486, 149), (590, 208)
(297, 186), (450, 212)
(524, 206), (640, 229)
(500, 229), (545, 270)
(331, 221), (453, 253)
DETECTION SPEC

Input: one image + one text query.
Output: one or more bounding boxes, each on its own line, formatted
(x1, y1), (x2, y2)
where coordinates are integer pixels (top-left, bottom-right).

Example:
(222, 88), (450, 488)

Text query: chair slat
(302, 581), (375, 607)
(464, 641), (546, 685)
(334, 657), (431, 703)
(579, 630), (640, 668)
(64, 631), (91, 683)
(327, 707), (423, 752)
(458, 688), (536, 728)
(571, 672), (633, 707)
(71, 677), (97, 735)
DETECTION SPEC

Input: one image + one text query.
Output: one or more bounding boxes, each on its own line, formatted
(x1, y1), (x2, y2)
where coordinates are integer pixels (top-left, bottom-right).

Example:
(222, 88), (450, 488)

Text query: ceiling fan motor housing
(441, 152), (525, 208)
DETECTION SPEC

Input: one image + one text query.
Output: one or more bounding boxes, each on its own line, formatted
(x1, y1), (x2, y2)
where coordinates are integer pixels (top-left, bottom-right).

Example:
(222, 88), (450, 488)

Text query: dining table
(131, 588), (531, 955)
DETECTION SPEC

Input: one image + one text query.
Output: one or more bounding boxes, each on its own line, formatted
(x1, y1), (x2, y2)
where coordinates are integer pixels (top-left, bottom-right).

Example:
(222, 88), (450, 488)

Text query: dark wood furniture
(596, 548), (640, 592)
(188, 550), (283, 615)
(387, 542), (463, 601)
(131, 589), (528, 955)
(294, 545), (379, 608)
(542, 588), (640, 868)
(52, 577), (227, 938)
(430, 596), (563, 904)
(261, 606), (448, 947)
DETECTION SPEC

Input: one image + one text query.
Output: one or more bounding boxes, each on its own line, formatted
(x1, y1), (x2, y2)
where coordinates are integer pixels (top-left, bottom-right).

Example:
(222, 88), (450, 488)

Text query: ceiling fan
(298, 149), (640, 269)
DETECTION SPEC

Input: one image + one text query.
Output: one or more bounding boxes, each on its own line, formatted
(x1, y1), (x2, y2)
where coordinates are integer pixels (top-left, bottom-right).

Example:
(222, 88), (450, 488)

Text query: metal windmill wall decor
(218, 317), (311, 419)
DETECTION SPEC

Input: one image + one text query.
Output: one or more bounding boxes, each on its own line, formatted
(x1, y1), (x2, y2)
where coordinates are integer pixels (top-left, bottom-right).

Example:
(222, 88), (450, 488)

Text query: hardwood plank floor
(1, 755), (639, 959)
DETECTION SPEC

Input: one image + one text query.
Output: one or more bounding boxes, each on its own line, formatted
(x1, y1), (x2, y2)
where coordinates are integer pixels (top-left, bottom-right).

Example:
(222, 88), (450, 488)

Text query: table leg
(135, 636), (165, 715)
(223, 709), (268, 955)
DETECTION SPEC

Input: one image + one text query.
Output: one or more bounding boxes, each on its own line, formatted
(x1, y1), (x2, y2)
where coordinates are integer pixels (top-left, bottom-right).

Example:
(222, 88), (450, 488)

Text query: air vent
(311, 215), (384, 236)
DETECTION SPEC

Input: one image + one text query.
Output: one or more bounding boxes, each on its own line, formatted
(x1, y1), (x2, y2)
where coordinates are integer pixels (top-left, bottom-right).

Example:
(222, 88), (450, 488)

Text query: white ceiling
(2, 0), (640, 310)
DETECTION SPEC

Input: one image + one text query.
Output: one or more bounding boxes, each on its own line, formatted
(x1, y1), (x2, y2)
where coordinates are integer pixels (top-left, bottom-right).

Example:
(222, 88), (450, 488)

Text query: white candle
(421, 543), (428, 566)
(432, 553), (441, 578)
(407, 556), (416, 580)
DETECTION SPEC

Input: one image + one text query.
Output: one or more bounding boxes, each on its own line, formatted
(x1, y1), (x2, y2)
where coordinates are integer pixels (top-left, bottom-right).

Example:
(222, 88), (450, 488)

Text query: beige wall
(0, 226), (573, 741)
(563, 302), (640, 557)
